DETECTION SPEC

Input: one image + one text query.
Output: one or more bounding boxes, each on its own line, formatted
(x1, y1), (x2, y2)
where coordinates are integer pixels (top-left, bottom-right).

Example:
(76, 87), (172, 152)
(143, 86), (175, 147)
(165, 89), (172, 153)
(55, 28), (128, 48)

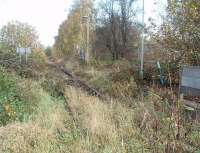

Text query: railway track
(47, 62), (108, 101)
(47, 61), (110, 131)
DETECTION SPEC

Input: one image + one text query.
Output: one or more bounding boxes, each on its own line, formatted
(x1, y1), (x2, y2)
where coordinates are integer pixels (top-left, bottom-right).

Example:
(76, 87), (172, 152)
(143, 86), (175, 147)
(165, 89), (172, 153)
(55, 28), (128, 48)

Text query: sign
(16, 47), (31, 64)
(180, 66), (200, 96)
(17, 47), (31, 54)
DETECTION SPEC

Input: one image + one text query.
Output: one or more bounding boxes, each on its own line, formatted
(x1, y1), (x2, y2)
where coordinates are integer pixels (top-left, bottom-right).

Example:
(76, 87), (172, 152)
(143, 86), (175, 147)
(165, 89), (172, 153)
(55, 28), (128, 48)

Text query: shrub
(41, 78), (65, 97)
(16, 80), (42, 115)
(29, 50), (47, 66)
(111, 78), (138, 100)
(111, 59), (132, 73)
(0, 68), (42, 125)
(110, 60), (138, 99)
(0, 68), (24, 125)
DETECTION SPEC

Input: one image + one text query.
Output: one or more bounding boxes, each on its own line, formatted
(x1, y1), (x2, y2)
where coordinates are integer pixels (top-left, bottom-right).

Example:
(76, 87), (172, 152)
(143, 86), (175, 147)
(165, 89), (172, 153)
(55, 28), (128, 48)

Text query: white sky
(0, 0), (166, 46)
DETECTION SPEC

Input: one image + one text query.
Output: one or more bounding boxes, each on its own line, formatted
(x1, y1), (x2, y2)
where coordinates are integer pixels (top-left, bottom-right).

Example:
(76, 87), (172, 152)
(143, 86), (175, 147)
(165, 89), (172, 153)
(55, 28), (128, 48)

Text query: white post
(140, 0), (145, 79)
(25, 48), (28, 64)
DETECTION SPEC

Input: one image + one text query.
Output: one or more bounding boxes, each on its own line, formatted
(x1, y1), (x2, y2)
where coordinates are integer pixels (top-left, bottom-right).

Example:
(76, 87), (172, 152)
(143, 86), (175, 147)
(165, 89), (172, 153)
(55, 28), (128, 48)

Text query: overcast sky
(0, 0), (166, 46)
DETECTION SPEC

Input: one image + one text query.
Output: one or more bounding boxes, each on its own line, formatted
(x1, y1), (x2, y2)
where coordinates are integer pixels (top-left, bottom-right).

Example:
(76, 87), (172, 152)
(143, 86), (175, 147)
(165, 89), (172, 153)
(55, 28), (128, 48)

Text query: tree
(54, 0), (94, 61)
(54, 0), (139, 61)
(54, 7), (82, 58)
(97, 0), (120, 60)
(95, 0), (138, 60)
(156, 0), (200, 66)
(0, 21), (39, 54)
(119, 0), (136, 56)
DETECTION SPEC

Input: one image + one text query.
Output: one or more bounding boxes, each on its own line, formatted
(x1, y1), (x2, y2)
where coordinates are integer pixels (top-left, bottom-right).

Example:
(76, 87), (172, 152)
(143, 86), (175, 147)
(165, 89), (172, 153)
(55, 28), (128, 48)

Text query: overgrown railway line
(47, 62), (108, 101)
(47, 61), (109, 131)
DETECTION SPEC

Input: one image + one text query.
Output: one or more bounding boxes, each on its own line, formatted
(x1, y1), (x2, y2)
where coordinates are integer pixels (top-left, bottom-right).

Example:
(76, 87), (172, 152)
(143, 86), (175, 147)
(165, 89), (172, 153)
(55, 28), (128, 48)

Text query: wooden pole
(85, 0), (90, 64)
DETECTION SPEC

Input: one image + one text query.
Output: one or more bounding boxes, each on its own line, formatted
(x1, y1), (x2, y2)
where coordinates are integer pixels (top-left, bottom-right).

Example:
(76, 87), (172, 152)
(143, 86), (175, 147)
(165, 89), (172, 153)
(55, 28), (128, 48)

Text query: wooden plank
(180, 86), (200, 96)
(183, 100), (200, 110)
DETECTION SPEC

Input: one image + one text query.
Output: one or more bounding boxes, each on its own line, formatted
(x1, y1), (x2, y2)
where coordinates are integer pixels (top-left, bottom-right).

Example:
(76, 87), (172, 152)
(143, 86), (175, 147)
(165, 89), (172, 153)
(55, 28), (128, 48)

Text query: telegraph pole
(86, 2), (90, 64)
(140, 0), (145, 80)
(80, 0), (91, 64)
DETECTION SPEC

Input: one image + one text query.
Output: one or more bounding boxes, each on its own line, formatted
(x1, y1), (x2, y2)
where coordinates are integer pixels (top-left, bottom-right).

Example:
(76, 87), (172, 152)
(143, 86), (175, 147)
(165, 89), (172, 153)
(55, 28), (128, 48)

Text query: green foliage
(0, 68), (24, 125)
(54, 7), (82, 58)
(53, 0), (95, 60)
(0, 68), (42, 125)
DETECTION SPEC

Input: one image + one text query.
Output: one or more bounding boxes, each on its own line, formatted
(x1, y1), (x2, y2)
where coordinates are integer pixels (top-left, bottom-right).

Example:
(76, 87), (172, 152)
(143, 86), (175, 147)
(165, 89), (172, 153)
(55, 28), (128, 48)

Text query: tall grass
(0, 79), (199, 153)
(0, 59), (199, 153)
(63, 59), (200, 153)
(64, 87), (147, 153)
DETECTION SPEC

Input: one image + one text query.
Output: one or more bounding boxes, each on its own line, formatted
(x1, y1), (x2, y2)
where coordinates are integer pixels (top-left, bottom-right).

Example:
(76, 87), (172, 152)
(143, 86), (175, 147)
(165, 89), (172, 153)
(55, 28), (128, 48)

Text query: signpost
(180, 66), (200, 96)
(180, 66), (200, 110)
(17, 47), (31, 64)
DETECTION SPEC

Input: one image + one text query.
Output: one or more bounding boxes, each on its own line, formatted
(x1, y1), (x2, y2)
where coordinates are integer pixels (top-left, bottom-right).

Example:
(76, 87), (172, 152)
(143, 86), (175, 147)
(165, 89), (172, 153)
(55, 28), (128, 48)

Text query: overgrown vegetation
(0, 0), (199, 152)
(0, 67), (44, 125)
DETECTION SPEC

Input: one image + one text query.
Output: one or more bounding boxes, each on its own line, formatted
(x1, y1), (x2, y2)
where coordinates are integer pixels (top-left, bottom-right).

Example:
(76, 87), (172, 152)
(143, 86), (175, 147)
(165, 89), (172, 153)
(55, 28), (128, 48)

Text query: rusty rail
(47, 62), (108, 101)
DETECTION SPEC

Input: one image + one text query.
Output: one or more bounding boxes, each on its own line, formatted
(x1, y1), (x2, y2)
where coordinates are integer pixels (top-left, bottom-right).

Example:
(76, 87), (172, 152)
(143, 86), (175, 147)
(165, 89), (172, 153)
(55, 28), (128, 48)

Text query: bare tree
(95, 0), (138, 60)
(98, 0), (121, 60)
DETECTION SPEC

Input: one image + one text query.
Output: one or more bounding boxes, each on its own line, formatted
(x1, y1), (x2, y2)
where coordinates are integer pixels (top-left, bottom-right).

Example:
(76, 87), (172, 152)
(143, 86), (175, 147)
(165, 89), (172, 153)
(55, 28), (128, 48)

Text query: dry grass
(0, 69), (199, 153)
(65, 87), (118, 140)
(64, 59), (138, 101)
(64, 87), (145, 153)
(64, 85), (200, 153)
(0, 122), (52, 153)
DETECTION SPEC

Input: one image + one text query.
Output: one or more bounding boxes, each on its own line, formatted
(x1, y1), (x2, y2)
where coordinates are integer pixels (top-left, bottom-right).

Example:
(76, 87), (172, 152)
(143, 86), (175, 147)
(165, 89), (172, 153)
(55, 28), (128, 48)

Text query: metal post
(140, 0), (145, 79)
(86, 17), (90, 63)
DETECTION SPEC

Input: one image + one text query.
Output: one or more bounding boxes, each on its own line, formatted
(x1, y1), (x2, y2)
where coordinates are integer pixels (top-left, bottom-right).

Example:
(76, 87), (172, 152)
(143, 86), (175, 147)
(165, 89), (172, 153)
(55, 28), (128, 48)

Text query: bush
(110, 60), (138, 99)
(0, 68), (42, 125)
(111, 78), (138, 100)
(29, 51), (47, 66)
(41, 78), (65, 97)
(111, 59), (132, 73)
(0, 68), (24, 125)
